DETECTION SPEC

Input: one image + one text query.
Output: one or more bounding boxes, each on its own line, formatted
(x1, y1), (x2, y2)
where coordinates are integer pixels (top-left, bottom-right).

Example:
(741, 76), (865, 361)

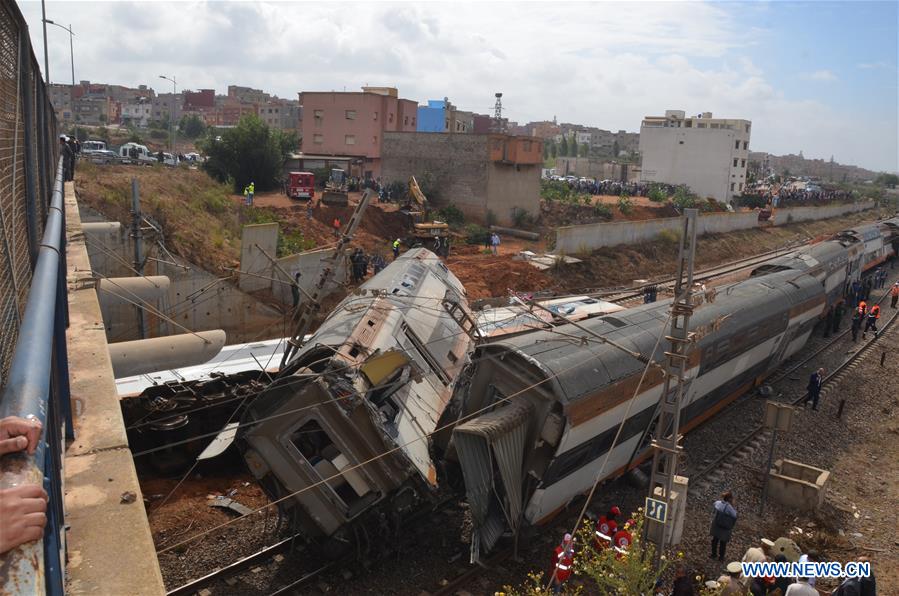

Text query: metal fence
(0, 1), (72, 594)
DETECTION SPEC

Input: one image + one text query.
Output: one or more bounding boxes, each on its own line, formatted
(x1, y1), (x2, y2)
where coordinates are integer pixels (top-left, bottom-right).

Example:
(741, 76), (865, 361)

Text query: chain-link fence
(0, 0), (58, 387)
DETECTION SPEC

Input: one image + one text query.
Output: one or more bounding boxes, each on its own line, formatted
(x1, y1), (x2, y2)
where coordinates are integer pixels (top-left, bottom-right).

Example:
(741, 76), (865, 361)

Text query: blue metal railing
(0, 157), (72, 595)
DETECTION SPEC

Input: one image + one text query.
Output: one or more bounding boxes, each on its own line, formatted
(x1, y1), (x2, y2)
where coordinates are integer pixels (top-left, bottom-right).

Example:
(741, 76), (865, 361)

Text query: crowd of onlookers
(554, 178), (682, 198)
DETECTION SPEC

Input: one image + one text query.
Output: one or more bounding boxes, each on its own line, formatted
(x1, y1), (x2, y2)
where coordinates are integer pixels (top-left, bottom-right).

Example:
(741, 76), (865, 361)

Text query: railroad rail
(688, 284), (897, 487)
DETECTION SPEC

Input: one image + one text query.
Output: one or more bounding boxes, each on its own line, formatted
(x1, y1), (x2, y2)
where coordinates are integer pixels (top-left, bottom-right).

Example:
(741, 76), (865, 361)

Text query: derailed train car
(236, 248), (478, 555)
(440, 220), (899, 560)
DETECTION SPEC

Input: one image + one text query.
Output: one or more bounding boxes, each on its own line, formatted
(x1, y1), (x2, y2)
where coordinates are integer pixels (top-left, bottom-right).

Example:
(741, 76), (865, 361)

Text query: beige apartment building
(639, 110), (751, 202)
(299, 87), (418, 179)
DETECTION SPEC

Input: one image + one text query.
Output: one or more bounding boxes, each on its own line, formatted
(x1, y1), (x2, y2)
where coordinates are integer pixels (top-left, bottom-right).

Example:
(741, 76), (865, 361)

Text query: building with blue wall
(417, 99), (446, 133)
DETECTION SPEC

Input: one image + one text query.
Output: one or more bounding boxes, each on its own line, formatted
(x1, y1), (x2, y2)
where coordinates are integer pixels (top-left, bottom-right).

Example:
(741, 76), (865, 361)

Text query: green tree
(579, 143), (589, 157)
(560, 135), (569, 157)
(179, 114), (207, 139)
(875, 173), (899, 188)
(550, 141), (557, 158)
(199, 114), (298, 192)
(612, 140), (620, 157)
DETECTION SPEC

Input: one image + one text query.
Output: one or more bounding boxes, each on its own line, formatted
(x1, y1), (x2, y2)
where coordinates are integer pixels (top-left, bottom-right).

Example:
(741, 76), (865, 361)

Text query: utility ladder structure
(645, 208), (698, 563)
(278, 189), (373, 371)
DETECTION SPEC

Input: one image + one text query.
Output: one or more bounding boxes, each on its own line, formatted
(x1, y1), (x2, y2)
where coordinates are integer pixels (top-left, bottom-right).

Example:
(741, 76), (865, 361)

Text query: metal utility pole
(159, 75), (177, 154)
(644, 208), (698, 566)
(131, 178), (146, 339)
(493, 92), (504, 133)
(40, 0), (49, 83)
(43, 21), (75, 85)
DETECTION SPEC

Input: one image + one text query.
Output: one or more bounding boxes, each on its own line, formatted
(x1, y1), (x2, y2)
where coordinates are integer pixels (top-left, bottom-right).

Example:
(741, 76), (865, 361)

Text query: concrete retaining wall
(554, 201), (875, 254)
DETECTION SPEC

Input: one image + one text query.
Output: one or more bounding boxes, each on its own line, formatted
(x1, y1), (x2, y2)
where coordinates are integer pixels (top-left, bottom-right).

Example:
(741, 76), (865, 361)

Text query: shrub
(647, 184), (668, 203)
(511, 207), (535, 228)
(199, 188), (230, 214)
(437, 204), (465, 227)
(672, 186), (696, 209)
(657, 228), (681, 245)
(278, 230), (316, 256)
(593, 203), (613, 220)
(617, 194), (634, 215)
(736, 194), (767, 209)
(464, 223), (489, 245)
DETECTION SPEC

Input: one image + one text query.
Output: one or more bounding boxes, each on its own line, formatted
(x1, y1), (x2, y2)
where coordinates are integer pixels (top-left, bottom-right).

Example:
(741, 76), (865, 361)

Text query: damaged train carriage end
(445, 269), (826, 562)
(236, 248), (477, 557)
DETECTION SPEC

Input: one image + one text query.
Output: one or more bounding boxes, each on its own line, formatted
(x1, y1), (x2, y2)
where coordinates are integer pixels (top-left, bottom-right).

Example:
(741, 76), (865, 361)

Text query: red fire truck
(288, 171), (315, 201)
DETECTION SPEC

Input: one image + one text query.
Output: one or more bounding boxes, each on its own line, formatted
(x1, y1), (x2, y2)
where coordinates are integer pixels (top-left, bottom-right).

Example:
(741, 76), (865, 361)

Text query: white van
(81, 140), (107, 154)
(118, 143), (155, 165)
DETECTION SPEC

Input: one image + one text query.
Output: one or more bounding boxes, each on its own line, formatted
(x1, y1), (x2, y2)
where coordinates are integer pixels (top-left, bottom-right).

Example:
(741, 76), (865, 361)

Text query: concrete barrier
(554, 201), (875, 254)
(768, 458), (830, 511)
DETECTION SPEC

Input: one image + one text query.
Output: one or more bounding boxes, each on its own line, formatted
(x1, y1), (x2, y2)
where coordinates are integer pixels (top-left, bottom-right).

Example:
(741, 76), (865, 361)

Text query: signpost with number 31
(645, 497), (668, 524)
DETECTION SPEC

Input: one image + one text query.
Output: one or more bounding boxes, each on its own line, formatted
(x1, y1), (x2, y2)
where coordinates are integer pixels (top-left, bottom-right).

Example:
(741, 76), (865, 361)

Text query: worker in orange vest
(551, 533), (575, 594)
(332, 217), (341, 238)
(593, 506), (620, 549)
(891, 282), (899, 308)
(857, 300), (867, 316)
(612, 520), (634, 557)
(863, 304), (880, 339)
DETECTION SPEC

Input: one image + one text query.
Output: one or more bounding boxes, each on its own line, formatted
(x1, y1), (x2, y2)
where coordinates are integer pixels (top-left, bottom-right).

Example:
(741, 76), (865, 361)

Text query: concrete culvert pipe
(109, 330), (227, 378)
(488, 225), (541, 241)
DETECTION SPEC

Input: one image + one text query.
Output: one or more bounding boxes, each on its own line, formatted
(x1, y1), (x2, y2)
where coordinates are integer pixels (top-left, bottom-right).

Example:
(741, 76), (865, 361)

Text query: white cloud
(16, 1), (897, 171)
(857, 61), (890, 70)
(802, 70), (838, 82)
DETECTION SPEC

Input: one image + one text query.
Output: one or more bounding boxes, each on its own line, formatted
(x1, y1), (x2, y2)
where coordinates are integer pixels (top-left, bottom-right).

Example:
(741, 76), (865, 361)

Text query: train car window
(290, 420), (369, 508)
(402, 324), (451, 385)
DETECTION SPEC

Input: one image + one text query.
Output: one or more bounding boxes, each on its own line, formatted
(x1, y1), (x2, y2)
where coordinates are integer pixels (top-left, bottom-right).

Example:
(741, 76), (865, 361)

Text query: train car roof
(477, 270), (822, 405)
(838, 223), (883, 242)
(752, 240), (845, 275)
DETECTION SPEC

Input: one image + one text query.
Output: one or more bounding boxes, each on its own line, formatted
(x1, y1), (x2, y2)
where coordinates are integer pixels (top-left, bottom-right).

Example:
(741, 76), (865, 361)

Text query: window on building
(679, 140), (684, 145)
(745, 124), (751, 133)
(735, 140), (740, 149)
(743, 141), (748, 150)
(733, 158), (738, 167)
(711, 123), (720, 129)
(685, 120), (692, 128)
(404, 116), (409, 125)
(372, 136), (378, 145)
(345, 110), (356, 120)
(389, 113), (394, 123)
(345, 135), (356, 145)
(739, 183), (744, 191)
(313, 134), (323, 144)
(373, 111), (378, 121)
(741, 159), (746, 167)
(411, 117), (416, 126)
(731, 183), (735, 191)
(697, 123), (706, 128)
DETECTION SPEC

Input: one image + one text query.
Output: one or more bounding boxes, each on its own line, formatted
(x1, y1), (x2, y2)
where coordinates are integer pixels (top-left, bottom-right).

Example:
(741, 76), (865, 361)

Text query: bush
(511, 207), (535, 228)
(657, 228), (680, 245)
(278, 230), (316, 256)
(672, 186), (696, 209)
(617, 194), (634, 215)
(149, 128), (168, 140)
(593, 203), (613, 220)
(437, 204), (465, 227)
(199, 188), (230, 214)
(647, 184), (668, 203)
(464, 223), (489, 245)
(736, 194), (768, 209)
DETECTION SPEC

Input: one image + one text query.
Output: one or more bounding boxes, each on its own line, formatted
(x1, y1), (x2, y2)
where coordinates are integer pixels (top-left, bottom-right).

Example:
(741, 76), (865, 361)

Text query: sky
(19, 0), (899, 173)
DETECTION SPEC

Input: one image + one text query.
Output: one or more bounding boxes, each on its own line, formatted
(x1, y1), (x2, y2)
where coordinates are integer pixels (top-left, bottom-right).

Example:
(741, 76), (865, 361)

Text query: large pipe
(0, 157), (65, 595)
(96, 275), (170, 304)
(109, 330), (227, 378)
(489, 225), (541, 241)
(81, 221), (122, 237)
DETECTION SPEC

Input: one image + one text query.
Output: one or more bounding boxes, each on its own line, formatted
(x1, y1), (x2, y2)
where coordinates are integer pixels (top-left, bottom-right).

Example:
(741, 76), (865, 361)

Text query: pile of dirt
(446, 254), (556, 299)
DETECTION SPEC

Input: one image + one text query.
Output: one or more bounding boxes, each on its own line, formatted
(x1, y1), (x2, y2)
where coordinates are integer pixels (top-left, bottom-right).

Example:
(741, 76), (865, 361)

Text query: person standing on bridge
(710, 491), (738, 561)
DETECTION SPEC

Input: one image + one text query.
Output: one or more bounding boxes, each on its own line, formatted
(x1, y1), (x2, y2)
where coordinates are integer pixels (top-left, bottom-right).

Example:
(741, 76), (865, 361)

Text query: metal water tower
(493, 92), (504, 133)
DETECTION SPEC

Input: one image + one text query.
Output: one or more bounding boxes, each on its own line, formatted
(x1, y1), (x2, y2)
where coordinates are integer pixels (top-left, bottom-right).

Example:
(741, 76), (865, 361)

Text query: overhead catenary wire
(154, 345), (623, 556)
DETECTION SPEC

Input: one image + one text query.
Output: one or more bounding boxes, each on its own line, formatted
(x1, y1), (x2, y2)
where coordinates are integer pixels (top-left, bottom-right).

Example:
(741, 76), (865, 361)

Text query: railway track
(686, 283), (898, 493)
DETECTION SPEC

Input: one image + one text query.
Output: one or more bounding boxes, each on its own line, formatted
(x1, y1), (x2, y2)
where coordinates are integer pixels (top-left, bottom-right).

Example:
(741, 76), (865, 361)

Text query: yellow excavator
(403, 176), (450, 257)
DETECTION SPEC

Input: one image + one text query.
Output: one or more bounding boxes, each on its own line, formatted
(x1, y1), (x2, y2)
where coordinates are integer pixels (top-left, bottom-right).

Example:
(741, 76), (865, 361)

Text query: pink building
(299, 87), (418, 179)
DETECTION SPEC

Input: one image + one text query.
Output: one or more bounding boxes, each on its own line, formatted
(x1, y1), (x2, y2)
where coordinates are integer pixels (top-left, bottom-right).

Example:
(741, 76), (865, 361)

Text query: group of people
(349, 248), (386, 283)
(485, 231), (502, 255)
(558, 178), (679, 198)
(850, 300), (881, 342)
(768, 187), (856, 208)
(549, 505), (634, 594)
(59, 135), (79, 181)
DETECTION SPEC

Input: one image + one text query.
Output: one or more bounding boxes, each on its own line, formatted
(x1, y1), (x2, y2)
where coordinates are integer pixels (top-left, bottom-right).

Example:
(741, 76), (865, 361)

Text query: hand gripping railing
(0, 157), (73, 595)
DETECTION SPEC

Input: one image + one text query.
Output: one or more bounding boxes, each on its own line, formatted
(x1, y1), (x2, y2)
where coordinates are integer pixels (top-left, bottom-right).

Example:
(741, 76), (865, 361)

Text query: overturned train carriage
(446, 269), (826, 560)
(236, 248), (477, 555)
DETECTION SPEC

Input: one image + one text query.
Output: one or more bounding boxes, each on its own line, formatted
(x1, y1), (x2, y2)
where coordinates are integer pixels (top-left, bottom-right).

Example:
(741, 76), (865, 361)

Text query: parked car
(162, 152), (179, 167)
(88, 149), (119, 165)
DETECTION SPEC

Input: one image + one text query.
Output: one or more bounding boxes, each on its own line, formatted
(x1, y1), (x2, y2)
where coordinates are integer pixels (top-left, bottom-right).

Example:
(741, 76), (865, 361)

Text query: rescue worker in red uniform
(551, 533), (575, 594)
(858, 300), (867, 316)
(612, 520), (634, 556)
(593, 506), (620, 549)
(863, 304), (880, 339)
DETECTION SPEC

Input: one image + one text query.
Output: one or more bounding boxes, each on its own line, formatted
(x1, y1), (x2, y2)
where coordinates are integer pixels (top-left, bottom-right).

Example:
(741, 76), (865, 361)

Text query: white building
(639, 110), (751, 202)
(121, 100), (153, 128)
